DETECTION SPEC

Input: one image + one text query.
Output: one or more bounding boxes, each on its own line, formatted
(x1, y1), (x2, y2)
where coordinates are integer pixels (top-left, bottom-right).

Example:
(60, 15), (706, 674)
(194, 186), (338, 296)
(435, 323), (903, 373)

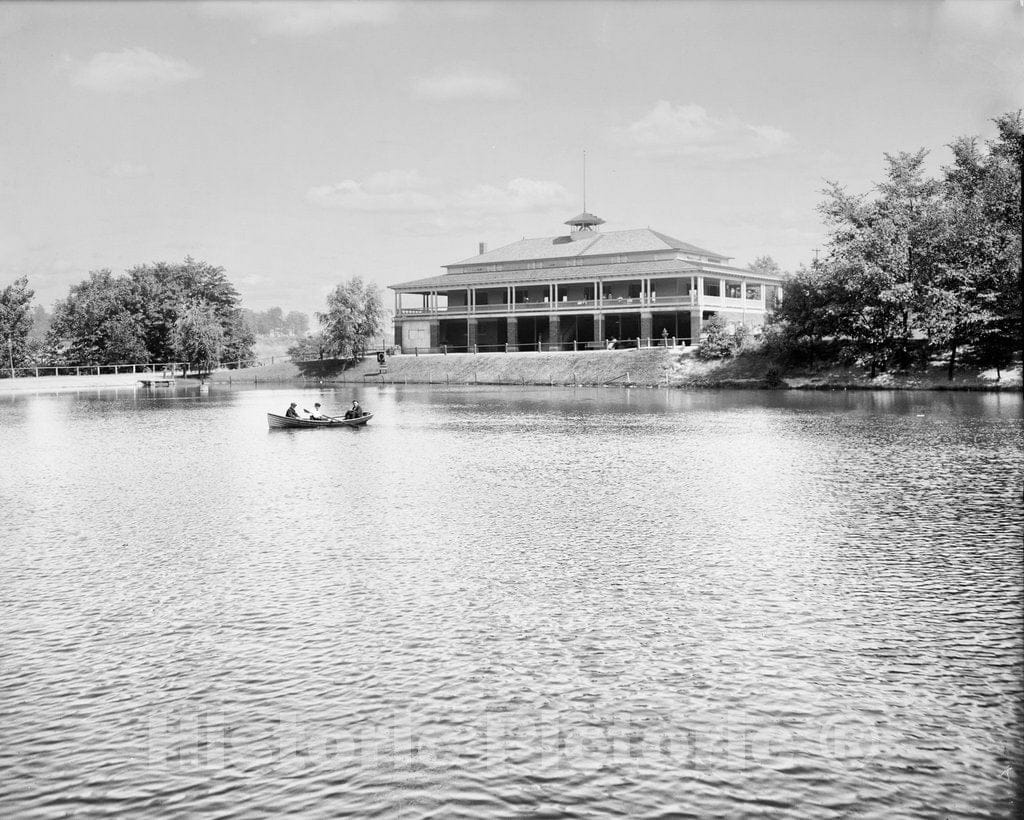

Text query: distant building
(389, 212), (784, 352)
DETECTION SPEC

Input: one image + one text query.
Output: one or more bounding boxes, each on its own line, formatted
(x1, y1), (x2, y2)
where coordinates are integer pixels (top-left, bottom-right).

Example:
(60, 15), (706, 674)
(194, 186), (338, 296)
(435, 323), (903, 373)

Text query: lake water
(1, 384), (1021, 819)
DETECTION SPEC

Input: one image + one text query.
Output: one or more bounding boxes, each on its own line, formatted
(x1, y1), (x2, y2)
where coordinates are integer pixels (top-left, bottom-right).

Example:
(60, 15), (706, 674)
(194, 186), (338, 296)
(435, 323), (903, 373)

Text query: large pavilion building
(389, 212), (784, 353)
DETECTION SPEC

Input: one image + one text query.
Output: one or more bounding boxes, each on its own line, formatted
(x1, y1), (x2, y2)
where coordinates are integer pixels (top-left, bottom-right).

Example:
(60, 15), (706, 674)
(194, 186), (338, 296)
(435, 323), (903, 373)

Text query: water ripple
(1, 386), (1020, 818)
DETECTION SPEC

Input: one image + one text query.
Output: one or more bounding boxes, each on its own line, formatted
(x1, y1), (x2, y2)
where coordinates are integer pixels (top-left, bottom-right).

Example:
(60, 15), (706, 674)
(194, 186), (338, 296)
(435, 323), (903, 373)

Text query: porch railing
(401, 337), (690, 355)
(396, 293), (719, 317)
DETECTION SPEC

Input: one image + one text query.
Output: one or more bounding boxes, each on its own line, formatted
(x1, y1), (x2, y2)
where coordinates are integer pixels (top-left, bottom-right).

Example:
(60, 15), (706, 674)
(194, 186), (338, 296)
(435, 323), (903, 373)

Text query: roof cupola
(564, 211), (605, 232)
(565, 150), (604, 236)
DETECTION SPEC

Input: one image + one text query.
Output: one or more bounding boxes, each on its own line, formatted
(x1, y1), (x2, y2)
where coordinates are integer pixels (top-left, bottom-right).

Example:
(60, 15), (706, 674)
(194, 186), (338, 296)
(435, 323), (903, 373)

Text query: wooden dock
(138, 377), (175, 387)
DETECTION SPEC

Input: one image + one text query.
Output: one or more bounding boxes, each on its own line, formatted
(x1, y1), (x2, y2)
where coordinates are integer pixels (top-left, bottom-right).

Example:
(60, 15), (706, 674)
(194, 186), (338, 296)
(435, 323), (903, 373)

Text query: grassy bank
(209, 348), (679, 387)
(667, 351), (1022, 391)
(207, 347), (1023, 391)
(3, 348), (1017, 394)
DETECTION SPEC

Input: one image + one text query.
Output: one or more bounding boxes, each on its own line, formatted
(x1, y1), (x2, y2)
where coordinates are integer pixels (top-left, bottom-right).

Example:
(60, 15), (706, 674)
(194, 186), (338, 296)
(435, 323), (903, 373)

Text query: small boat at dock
(267, 412), (372, 430)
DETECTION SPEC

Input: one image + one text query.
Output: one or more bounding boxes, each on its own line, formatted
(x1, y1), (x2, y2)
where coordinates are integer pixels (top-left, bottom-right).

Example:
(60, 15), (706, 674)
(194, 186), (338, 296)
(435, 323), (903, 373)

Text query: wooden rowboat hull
(267, 412), (373, 430)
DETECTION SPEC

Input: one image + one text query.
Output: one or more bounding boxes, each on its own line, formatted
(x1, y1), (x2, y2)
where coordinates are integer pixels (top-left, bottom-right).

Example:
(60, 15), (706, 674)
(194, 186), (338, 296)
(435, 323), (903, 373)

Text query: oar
(305, 407), (344, 422)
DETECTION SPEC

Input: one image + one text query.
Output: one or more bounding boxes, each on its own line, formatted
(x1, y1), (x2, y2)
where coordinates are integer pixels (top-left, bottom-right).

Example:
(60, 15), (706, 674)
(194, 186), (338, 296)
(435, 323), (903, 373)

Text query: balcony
(396, 293), (708, 318)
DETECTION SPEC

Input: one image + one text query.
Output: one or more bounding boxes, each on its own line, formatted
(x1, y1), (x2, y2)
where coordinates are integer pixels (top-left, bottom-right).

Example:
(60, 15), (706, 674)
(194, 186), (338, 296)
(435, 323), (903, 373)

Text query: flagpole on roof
(583, 149), (587, 213)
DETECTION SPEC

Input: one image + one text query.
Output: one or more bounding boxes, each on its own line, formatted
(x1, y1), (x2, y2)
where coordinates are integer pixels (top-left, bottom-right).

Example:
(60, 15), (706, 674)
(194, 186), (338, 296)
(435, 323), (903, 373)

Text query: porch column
(741, 279), (748, 324)
(467, 318), (478, 350)
(594, 313), (605, 345)
(696, 276), (704, 312)
(506, 316), (519, 352)
(640, 311), (653, 343)
(689, 311), (701, 346)
(548, 314), (560, 351)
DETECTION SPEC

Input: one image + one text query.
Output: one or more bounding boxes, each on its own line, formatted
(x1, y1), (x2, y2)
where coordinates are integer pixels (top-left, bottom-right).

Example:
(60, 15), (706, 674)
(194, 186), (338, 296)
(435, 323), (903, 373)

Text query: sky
(1, 0), (1021, 317)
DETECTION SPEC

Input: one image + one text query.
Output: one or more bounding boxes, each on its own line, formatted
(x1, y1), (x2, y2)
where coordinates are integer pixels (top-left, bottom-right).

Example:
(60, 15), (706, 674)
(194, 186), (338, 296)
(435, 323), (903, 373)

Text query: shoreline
(3, 349), (1019, 393)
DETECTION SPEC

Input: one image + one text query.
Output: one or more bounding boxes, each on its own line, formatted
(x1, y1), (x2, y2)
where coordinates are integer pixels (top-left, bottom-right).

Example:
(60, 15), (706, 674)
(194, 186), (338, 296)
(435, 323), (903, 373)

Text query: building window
(703, 281), (720, 297)
(725, 282), (742, 299)
(746, 284), (762, 300)
(628, 284), (641, 299)
(477, 293), (488, 305)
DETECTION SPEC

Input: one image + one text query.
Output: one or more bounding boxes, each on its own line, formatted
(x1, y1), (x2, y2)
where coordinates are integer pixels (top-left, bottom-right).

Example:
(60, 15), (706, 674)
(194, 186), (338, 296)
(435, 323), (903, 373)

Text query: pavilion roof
(391, 256), (781, 292)
(446, 228), (730, 267)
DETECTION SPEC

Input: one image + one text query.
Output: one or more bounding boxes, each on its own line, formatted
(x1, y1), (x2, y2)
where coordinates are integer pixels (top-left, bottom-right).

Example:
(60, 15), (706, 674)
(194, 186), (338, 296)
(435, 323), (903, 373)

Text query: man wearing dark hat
(285, 402), (299, 419)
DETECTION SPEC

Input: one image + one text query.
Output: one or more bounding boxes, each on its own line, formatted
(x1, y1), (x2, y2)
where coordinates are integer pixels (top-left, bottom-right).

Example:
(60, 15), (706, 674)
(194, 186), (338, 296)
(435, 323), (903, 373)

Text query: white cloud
(109, 162), (151, 179)
(306, 180), (441, 212)
(363, 169), (433, 192)
(201, 1), (399, 36)
(71, 48), (201, 93)
(410, 68), (520, 101)
(452, 178), (573, 214)
(622, 101), (794, 160)
(306, 168), (439, 211)
(306, 171), (571, 231)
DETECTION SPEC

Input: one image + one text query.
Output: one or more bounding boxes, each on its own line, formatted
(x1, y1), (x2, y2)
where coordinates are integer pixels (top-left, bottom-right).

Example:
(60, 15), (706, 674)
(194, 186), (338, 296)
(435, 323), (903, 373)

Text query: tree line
(242, 306), (309, 337)
(771, 111), (1021, 379)
(1, 262), (386, 374)
(1, 258), (256, 372)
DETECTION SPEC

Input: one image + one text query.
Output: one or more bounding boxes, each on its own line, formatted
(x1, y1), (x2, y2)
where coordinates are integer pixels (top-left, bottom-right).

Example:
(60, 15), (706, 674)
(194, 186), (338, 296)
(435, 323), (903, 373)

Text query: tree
(285, 310), (309, 336)
(941, 112), (1022, 378)
(748, 256), (781, 278)
(47, 258), (255, 367)
(47, 270), (148, 364)
(171, 303), (225, 374)
(318, 276), (384, 360)
(128, 257), (253, 363)
(697, 316), (735, 359)
(0, 276), (35, 371)
(774, 264), (844, 344)
(288, 332), (328, 362)
(817, 150), (945, 374)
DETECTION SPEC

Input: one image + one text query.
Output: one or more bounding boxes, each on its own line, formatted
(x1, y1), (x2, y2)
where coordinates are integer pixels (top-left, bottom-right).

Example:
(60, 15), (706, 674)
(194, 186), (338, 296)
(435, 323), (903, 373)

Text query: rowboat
(267, 412), (373, 430)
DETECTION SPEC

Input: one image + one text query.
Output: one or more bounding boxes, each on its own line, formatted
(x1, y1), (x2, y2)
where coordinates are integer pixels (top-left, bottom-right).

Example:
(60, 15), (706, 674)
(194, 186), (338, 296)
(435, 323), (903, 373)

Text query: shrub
(698, 317), (734, 360)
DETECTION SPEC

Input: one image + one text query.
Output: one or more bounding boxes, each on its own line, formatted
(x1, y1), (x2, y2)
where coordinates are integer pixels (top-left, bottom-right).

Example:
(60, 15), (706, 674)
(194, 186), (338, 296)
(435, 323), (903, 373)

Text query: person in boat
(344, 400), (362, 419)
(309, 402), (328, 420)
(285, 402), (299, 419)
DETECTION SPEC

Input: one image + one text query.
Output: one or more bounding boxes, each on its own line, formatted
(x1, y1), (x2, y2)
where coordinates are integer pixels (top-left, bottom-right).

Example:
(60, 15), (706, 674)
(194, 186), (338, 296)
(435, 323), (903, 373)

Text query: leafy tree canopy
(47, 258), (255, 366)
(318, 276), (384, 360)
(0, 276), (35, 369)
(777, 110), (1022, 379)
(242, 306), (310, 336)
(172, 303), (225, 373)
(748, 256), (782, 278)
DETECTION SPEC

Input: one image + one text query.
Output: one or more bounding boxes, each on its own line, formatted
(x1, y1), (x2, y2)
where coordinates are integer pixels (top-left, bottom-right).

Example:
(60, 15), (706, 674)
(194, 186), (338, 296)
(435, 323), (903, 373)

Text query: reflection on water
(1, 385), (1021, 818)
